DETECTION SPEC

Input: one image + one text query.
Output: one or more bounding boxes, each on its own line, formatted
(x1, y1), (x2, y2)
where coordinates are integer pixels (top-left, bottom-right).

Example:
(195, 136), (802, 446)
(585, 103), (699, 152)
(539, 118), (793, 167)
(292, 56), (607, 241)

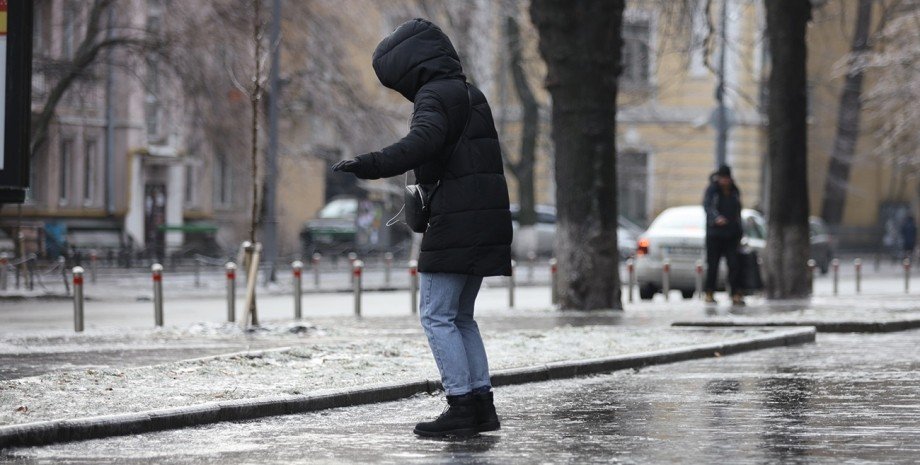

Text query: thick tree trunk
(820, 0), (872, 225)
(530, 0), (623, 310)
(764, 0), (812, 299)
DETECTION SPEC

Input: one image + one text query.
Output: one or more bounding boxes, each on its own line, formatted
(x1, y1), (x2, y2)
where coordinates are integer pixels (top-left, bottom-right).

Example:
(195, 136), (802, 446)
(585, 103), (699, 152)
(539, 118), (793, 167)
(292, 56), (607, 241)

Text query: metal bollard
(509, 260), (516, 308)
(831, 259), (839, 296)
(348, 252), (358, 284)
(73, 266), (85, 332)
(904, 258), (911, 294)
(225, 262), (237, 323)
(90, 250), (98, 284)
(194, 258), (201, 288)
(384, 252), (393, 286)
(550, 258), (559, 305)
(854, 258), (862, 294)
(695, 259), (704, 300)
(625, 258), (635, 304)
(0, 252), (8, 290)
(409, 260), (419, 314)
(152, 263), (164, 327)
(662, 259), (671, 302)
(312, 252), (322, 288)
(527, 251), (536, 284)
(292, 260), (303, 320)
(807, 259), (817, 289)
(353, 260), (364, 317)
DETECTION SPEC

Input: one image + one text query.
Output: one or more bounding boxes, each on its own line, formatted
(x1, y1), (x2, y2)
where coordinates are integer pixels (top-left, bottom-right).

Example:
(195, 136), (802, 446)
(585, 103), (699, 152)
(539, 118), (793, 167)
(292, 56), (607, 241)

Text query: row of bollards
(66, 255), (913, 332)
(632, 256), (911, 301)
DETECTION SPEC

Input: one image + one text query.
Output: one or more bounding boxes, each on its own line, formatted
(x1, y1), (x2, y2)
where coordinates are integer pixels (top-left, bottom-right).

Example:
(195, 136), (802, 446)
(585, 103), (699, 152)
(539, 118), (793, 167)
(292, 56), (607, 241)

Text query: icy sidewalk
(0, 325), (784, 427)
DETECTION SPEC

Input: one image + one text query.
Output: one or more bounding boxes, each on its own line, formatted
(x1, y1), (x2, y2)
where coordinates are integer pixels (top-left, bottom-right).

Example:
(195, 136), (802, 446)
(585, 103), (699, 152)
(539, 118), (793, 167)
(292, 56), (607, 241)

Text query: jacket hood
(372, 18), (465, 101)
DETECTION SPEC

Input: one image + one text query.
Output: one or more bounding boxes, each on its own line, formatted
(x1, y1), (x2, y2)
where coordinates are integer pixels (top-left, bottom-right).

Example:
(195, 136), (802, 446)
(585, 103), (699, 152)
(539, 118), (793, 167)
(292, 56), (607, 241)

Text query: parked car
(300, 196), (410, 256)
(510, 204), (646, 260)
(635, 206), (767, 300)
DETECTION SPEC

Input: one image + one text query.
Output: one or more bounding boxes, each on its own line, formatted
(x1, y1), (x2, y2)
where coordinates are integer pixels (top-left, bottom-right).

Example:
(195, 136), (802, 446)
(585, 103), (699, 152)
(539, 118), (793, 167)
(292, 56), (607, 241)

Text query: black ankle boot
(473, 391), (501, 432)
(413, 394), (477, 438)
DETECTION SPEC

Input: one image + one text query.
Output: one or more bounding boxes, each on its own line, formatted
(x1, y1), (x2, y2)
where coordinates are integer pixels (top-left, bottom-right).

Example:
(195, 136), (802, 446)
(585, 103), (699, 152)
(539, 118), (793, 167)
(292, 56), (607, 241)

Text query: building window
(62, 1), (76, 59)
(688, 0), (709, 77)
(617, 151), (649, 224)
(621, 19), (651, 86)
(84, 140), (97, 205)
(32, 1), (46, 54)
(59, 140), (73, 205)
(215, 156), (232, 207)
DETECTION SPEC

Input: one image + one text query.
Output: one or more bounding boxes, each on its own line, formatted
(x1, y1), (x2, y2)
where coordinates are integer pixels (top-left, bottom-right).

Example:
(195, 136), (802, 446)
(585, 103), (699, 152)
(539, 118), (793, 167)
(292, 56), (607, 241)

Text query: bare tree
(862, 1), (920, 197)
(504, 15), (539, 230)
(30, 0), (162, 159)
(530, 0), (624, 310)
(763, 0), (812, 299)
(820, 0), (874, 225)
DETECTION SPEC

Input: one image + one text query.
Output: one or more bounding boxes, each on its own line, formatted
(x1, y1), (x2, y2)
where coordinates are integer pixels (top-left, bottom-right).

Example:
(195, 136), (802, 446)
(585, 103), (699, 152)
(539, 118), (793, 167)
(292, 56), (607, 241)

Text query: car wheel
(639, 284), (657, 301)
(681, 289), (695, 299)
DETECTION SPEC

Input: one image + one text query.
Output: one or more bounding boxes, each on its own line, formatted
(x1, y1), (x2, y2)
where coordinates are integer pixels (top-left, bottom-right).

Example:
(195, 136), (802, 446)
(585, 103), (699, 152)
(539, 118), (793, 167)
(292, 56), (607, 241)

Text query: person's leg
(455, 275), (490, 392)
(454, 274), (500, 432)
(415, 272), (478, 437)
(418, 272), (472, 396)
(726, 240), (744, 304)
(705, 236), (722, 293)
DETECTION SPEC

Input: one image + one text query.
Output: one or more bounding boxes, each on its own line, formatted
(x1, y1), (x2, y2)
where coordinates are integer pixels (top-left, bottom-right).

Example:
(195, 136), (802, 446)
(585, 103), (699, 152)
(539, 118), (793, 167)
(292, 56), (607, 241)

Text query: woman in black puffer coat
(333, 18), (511, 438)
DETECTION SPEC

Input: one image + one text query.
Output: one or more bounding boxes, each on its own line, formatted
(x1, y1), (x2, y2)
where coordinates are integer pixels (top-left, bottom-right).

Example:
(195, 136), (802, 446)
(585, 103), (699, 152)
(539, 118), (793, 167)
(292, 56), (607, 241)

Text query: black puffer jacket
(355, 19), (512, 277)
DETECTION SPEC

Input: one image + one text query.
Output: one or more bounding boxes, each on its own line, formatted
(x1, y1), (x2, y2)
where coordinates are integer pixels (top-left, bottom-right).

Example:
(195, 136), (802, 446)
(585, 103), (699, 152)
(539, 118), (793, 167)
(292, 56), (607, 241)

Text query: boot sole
(477, 421), (501, 432)
(413, 427), (478, 438)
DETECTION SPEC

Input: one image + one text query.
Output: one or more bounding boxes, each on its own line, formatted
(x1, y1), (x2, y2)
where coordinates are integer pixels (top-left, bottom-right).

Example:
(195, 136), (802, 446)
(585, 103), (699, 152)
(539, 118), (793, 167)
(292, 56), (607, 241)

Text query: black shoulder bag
(403, 85), (472, 233)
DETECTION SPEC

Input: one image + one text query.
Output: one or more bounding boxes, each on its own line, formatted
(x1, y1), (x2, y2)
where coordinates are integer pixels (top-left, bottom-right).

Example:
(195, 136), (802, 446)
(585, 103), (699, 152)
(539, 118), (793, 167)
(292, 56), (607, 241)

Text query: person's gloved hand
(331, 155), (379, 179)
(331, 159), (360, 173)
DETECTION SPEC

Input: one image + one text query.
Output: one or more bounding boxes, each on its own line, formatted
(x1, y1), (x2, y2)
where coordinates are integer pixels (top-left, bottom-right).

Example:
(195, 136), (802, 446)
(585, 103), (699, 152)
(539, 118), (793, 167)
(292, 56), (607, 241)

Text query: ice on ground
(0, 326), (770, 426)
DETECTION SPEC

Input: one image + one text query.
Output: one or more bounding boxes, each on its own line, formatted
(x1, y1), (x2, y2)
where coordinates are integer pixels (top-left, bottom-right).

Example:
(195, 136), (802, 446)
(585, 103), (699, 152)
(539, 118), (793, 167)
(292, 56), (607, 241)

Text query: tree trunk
(820, 0), (872, 225)
(505, 15), (538, 228)
(530, 0), (623, 310)
(764, 0), (812, 299)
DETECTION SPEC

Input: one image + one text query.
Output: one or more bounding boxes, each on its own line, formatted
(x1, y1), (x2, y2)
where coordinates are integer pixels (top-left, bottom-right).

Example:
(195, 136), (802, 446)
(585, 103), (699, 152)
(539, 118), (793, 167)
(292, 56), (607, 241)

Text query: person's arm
(703, 186), (719, 224)
(334, 90), (448, 180)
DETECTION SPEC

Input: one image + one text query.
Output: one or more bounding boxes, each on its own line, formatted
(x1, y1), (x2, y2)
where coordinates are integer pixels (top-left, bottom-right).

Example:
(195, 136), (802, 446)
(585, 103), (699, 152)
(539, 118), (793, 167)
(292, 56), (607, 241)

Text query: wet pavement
(3, 330), (918, 464)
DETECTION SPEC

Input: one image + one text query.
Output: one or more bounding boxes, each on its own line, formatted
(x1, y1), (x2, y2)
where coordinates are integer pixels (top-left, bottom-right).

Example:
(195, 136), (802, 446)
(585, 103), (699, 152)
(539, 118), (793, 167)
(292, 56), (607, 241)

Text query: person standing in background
(902, 214), (917, 261)
(703, 165), (745, 306)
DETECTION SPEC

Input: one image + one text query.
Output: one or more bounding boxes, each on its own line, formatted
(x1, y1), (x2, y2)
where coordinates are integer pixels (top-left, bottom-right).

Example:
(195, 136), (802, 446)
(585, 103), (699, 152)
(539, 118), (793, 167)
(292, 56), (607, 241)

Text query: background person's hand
(715, 215), (728, 226)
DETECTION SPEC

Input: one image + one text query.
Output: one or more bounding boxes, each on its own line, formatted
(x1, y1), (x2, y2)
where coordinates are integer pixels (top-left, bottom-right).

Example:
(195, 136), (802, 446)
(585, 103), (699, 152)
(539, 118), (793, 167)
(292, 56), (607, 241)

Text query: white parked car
(511, 204), (645, 260)
(635, 206), (766, 300)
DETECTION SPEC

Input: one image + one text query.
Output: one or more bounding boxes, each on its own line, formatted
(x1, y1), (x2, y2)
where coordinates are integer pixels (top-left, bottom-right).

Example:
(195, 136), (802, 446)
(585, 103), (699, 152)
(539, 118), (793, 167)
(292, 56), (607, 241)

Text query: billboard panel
(0, 0), (32, 203)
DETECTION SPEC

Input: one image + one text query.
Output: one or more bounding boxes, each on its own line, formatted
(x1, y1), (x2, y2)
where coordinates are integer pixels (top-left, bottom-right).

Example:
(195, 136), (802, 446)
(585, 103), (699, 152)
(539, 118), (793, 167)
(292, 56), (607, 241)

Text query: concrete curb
(0, 327), (815, 450)
(671, 318), (920, 333)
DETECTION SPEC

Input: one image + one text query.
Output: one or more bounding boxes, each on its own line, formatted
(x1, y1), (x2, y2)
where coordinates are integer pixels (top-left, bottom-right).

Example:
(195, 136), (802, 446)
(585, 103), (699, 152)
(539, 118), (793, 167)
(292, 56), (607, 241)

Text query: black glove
(331, 155), (380, 179)
(331, 159), (360, 173)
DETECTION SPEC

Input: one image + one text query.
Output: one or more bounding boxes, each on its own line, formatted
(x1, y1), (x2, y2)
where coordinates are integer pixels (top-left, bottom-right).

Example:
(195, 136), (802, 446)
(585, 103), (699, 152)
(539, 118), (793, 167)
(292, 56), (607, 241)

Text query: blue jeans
(419, 272), (491, 396)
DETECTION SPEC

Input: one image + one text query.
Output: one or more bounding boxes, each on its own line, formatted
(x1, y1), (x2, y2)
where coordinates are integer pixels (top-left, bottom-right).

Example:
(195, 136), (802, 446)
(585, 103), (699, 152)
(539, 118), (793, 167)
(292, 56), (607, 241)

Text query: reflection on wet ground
(5, 330), (918, 464)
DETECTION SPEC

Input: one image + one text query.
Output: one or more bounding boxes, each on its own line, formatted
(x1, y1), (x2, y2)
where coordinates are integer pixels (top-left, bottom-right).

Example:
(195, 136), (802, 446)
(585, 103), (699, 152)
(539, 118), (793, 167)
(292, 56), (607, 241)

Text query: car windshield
(650, 208), (705, 230)
(318, 199), (357, 219)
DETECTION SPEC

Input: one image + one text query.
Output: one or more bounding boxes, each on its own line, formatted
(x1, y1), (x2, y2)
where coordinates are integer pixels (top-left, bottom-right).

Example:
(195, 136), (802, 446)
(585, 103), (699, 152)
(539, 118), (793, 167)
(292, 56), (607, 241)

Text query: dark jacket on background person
(703, 179), (743, 240)
(351, 19), (512, 277)
(903, 216), (918, 252)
